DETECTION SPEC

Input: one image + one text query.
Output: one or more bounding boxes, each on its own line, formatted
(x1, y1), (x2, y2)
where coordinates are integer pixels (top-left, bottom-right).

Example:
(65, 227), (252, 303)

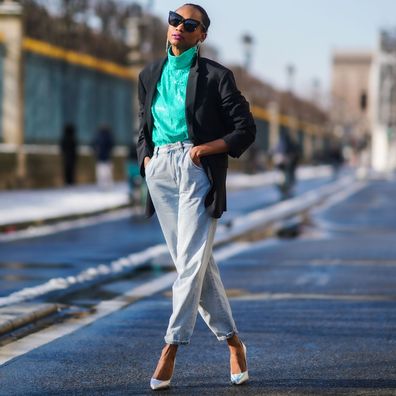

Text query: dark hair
(182, 3), (210, 32)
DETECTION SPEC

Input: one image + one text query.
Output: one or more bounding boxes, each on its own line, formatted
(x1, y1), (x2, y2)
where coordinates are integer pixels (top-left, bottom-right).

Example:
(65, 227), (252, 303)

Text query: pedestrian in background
(126, 144), (144, 207)
(92, 125), (114, 189)
(328, 140), (344, 179)
(137, 3), (256, 390)
(272, 129), (300, 198)
(60, 123), (78, 185)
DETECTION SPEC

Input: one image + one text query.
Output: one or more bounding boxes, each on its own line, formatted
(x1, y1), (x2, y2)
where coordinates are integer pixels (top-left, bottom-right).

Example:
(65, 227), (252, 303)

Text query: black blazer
(137, 53), (256, 218)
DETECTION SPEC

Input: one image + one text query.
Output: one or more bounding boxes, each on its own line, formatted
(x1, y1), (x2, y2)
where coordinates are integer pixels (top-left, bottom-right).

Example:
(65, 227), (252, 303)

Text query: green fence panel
(24, 52), (134, 146)
(0, 44), (4, 142)
(254, 118), (269, 151)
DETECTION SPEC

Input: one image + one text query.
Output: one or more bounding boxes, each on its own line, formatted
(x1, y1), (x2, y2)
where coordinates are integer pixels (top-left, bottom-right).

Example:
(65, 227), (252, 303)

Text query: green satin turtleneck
(151, 46), (197, 147)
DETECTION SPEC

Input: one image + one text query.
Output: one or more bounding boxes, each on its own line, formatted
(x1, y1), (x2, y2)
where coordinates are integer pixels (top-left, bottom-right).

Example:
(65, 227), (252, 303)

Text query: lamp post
(241, 33), (256, 173)
(240, 32), (254, 98)
(241, 33), (254, 72)
(286, 63), (295, 94)
(312, 77), (321, 106)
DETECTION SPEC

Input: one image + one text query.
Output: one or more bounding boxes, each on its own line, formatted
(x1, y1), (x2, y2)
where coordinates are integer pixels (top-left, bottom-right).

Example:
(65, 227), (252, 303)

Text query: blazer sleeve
(218, 70), (256, 158)
(136, 72), (151, 177)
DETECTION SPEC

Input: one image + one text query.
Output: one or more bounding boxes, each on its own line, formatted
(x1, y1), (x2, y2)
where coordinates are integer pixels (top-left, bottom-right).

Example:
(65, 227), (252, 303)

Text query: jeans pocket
(145, 157), (155, 176)
(188, 149), (203, 170)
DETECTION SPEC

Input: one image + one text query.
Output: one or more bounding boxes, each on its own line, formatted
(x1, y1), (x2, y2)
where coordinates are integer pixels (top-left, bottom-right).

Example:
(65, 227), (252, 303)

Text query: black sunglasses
(168, 11), (206, 33)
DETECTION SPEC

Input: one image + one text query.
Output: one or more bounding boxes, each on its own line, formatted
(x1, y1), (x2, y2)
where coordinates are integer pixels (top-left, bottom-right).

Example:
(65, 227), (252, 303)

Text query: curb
(0, 303), (61, 336)
(214, 175), (357, 246)
(0, 203), (132, 234)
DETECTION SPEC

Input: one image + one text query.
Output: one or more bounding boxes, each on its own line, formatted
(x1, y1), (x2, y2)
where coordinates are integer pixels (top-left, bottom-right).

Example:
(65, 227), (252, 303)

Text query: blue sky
(132, 0), (396, 99)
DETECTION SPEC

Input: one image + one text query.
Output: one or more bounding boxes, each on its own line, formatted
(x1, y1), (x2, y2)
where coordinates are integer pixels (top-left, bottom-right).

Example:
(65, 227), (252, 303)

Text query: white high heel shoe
(150, 358), (176, 390)
(230, 342), (249, 385)
(150, 377), (171, 391)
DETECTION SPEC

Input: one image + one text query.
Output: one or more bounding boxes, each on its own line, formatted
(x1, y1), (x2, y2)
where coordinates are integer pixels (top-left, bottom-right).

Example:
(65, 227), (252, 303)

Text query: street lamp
(286, 63), (295, 94)
(311, 77), (322, 108)
(241, 33), (254, 72)
(241, 33), (256, 173)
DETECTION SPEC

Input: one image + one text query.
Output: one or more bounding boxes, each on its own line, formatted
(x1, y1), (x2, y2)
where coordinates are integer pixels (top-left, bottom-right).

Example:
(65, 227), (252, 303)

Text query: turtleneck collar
(167, 45), (197, 70)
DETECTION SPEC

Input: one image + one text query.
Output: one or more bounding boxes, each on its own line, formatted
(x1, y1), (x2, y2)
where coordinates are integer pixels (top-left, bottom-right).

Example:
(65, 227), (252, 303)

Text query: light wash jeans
(145, 140), (237, 345)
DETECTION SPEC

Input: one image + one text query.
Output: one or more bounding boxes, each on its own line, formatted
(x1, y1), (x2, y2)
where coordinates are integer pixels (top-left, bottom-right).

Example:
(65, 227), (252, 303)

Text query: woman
(136, 3), (256, 390)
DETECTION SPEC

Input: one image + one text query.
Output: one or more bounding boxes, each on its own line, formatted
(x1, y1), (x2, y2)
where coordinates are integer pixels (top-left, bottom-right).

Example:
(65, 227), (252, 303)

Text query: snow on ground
(227, 165), (332, 190)
(0, 183), (130, 226)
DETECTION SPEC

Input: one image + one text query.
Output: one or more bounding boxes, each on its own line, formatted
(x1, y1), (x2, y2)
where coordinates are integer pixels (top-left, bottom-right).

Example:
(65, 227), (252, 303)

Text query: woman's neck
(171, 46), (189, 56)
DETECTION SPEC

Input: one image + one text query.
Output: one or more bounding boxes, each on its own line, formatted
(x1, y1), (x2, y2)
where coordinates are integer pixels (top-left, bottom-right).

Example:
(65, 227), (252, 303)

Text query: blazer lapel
(146, 57), (167, 135)
(185, 54), (199, 142)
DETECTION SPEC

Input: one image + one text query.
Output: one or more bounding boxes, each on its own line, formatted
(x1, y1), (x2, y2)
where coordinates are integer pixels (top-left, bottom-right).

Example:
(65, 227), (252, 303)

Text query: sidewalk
(0, 178), (395, 395)
(0, 182), (131, 232)
(0, 166), (333, 231)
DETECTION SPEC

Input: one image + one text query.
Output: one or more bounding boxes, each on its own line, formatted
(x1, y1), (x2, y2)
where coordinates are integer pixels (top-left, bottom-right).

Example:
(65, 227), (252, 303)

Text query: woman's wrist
(194, 139), (229, 157)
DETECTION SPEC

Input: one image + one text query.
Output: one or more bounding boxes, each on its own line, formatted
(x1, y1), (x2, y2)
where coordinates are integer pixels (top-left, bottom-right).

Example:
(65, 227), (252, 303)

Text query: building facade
(331, 51), (372, 156)
(331, 29), (396, 173)
(370, 30), (396, 172)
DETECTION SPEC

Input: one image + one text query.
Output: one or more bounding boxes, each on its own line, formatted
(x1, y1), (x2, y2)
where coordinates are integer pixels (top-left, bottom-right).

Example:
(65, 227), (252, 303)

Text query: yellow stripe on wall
(252, 105), (324, 136)
(251, 105), (271, 121)
(22, 37), (138, 80)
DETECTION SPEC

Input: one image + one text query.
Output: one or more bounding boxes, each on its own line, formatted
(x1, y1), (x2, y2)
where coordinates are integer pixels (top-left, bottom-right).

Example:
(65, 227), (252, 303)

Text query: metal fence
(254, 118), (270, 152)
(24, 50), (135, 146)
(24, 53), (135, 145)
(0, 43), (4, 140)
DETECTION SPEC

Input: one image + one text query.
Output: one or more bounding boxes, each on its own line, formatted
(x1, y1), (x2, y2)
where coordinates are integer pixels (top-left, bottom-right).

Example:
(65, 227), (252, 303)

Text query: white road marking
(230, 292), (396, 302)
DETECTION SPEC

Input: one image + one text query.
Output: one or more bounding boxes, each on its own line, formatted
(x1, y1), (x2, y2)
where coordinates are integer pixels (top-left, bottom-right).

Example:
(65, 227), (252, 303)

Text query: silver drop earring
(165, 40), (171, 53)
(196, 41), (201, 55)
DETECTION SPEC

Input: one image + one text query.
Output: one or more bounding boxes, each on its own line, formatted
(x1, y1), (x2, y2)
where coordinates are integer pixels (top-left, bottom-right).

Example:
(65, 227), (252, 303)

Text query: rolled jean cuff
(164, 336), (190, 346)
(216, 329), (238, 342)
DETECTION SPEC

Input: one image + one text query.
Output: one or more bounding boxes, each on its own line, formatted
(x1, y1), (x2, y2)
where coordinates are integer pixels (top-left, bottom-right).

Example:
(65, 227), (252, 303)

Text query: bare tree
(21, 0), (130, 64)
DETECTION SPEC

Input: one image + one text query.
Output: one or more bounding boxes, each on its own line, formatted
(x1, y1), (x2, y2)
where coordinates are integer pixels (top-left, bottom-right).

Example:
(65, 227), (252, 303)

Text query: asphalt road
(0, 177), (395, 395)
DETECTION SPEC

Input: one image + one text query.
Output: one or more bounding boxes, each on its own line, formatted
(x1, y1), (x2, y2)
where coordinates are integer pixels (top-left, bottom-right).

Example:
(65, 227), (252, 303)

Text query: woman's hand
(189, 146), (202, 167)
(144, 156), (151, 168)
(190, 139), (230, 166)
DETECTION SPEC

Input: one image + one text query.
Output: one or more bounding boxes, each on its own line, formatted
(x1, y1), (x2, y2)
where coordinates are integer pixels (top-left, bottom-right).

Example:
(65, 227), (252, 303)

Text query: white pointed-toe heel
(150, 357), (176, 391)
(150, 377), (171, 391)
(230, 342), (249, 385)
